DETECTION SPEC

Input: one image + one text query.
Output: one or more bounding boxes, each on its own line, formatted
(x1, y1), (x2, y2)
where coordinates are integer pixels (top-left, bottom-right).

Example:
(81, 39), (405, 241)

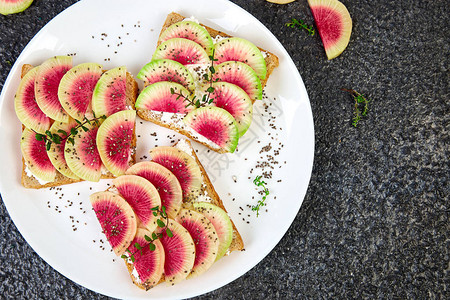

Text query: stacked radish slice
(135, 19), (266, 153)
(15, 56), (137, 185)
(89, 140), (235, 290)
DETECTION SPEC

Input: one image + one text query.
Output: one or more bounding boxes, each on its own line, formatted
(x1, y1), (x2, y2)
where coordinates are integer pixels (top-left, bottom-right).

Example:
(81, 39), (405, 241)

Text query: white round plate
(0, 0), (314, 299)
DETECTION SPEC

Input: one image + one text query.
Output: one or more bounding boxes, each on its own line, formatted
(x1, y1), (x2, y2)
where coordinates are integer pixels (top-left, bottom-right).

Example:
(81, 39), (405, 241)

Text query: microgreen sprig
(121, 205), (173, 262)
(33, 114), (106, 151)
(170, 49), (219, 109)
(341, 88), (371, 127)
(285, 18), (315, 36)
(252, 175), (270, 217)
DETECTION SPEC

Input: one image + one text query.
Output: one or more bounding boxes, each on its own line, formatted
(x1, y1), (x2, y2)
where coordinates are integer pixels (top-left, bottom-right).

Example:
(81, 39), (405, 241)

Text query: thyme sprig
(341, 88), (370, 127)
(121, 205), (173, 262)
(33, 114), (106, 151)
(285, 18), (315, 36)
(170, 49), (219, 109)
(252, 175), (270, 217)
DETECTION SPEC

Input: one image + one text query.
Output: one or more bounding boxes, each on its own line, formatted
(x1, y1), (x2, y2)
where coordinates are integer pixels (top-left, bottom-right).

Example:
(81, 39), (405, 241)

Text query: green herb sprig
(285, 18), (315, 36)
(170, 49), (219, 109)
(341, 88), (370, 127)
(121, 205), (173, 262)
(252, 175), (270, 217)
(33, 114), (106, 151)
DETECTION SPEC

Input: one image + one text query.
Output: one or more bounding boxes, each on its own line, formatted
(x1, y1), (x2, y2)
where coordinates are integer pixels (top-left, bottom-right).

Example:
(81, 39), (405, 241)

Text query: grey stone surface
(0, 0), (448, 299)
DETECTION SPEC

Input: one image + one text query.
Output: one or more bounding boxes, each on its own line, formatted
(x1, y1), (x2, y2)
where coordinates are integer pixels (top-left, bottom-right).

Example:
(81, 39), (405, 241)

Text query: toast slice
(136, 12), (280, 153)
(19, 63), (139, 189)
(121, 139), (244, 290)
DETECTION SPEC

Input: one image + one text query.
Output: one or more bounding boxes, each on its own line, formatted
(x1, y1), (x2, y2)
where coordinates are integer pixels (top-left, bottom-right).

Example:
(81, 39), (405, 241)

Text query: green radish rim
(21, 127), (57, 182)
(158, 20), (214, 56)
(14, 66), (51, 134)
(183, 106), (239, 153)
(137, 59), (196, 91)
(58, 62), (103, 121)
(193, 202), (233, 261)
(97, 110), (136, 177)
(47, 118), (80, 180)
(214, 37), (267, 80)
(152, 38), (209, 65)
(92, 66), (127, 117)
(0, 0), (34, 15)
(34, 56), (73, 122)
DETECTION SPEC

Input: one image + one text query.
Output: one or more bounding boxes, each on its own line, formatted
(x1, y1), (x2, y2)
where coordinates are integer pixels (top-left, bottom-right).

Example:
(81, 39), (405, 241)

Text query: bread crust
(19, 64), (138, 189)
(137, 12), (280, 153)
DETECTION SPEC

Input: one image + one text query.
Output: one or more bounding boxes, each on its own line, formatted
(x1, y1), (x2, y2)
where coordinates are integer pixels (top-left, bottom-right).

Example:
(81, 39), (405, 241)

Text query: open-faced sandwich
(15, 58), (138, 188)
(89, 139), (244, 290)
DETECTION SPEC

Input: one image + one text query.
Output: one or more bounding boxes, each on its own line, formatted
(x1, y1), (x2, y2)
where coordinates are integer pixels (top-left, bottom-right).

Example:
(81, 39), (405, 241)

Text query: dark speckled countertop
(0, 0), (448, 299)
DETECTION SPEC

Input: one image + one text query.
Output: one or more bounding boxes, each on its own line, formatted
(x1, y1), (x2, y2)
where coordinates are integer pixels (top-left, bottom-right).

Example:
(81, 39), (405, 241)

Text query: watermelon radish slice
(214, 37), (267, 80)
(0, 0), (33, 16)
(126, 161), (183, 219)
(214, 61), (262, 102)
(135, 82), (193, 114)
(125, 228), (165, 289)
(92, 66), (128, 117)
(183, 106), (239, 153)
(157, 219), (195, 285)
(137, 59), (195, 91)
(14, 66), (51, 134)
(193, 202), (233, 261)
(209, 81), (253, 137)
(158, 20), (214, 56)
(308, 0), (352, 60)
(47, 118), (80, 180)
(90, 191), (137, 256)
(21, 127), (56, 182)
(175, 209), (219, 278)
(58, 62), (103, 121)
(152, 38), (209, 65)
(148, 146), (202, 201)
(113, 175), (161, 232)
(96, 110), (136, 176)
(34, 56), (73, 122)
(64, 123), (102, 182)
